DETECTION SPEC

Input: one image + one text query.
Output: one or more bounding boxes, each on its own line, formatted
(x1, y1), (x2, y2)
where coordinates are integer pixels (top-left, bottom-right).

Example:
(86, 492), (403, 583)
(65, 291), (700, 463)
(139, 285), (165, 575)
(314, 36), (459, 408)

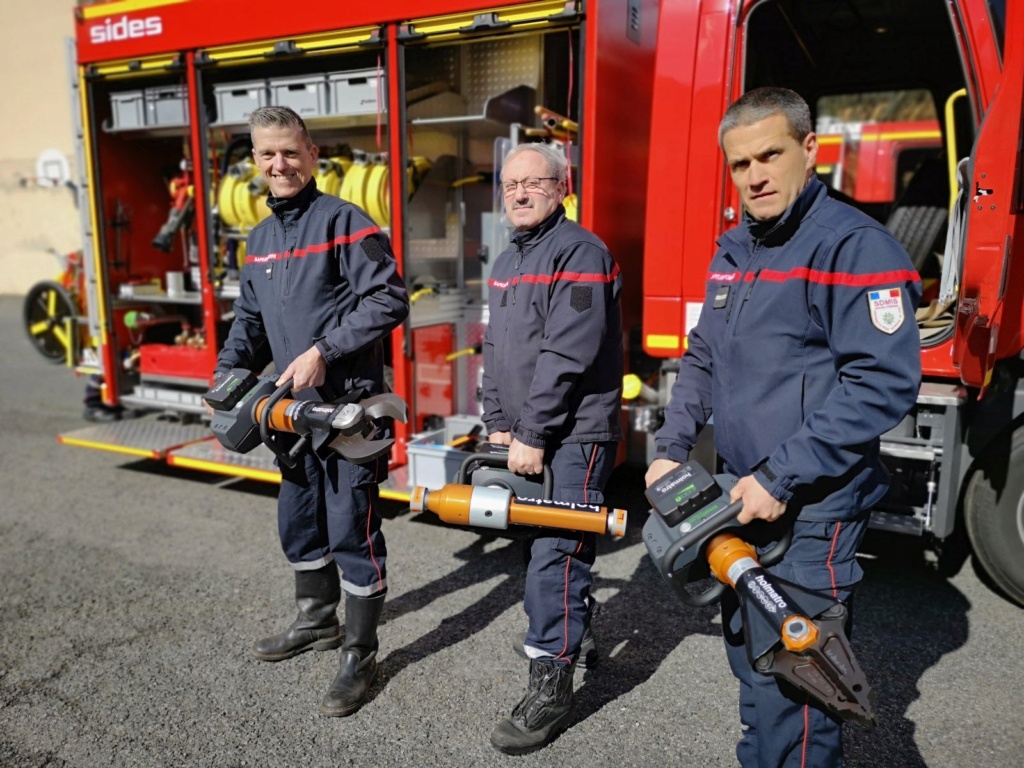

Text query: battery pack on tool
(209, 374), (280, 453)
(642, 461), (740, 586)
(204, 368), (258, 411)
(646, 460), (724, 527)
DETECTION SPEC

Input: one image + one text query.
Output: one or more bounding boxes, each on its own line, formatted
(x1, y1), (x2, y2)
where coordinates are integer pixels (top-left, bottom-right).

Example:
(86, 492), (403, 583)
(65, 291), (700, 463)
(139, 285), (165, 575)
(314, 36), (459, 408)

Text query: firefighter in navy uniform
(211, 106), (408, 717)
(646, 88), (921, 767)
(482, 142), (623, 755)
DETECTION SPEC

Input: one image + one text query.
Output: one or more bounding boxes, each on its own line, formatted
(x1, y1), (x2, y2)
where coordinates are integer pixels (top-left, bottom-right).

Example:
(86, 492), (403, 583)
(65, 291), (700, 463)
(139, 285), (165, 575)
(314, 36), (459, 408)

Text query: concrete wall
(1, 1), (81, 295)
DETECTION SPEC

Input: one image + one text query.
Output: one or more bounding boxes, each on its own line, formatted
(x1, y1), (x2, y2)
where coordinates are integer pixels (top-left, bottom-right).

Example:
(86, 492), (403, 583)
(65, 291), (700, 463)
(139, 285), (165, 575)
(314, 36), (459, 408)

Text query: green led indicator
(674, 482), (696, 504)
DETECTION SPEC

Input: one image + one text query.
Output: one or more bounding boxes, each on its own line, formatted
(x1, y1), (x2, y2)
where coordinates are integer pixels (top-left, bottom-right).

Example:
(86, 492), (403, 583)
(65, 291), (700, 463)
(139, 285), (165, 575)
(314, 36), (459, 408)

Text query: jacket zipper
(726, 244), (763, 325)
(511, 241), (525, 306)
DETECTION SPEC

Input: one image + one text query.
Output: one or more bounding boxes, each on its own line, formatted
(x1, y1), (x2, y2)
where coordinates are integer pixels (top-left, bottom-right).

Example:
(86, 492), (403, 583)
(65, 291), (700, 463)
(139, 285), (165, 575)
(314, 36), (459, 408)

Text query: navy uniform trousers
(522, 440), (617, 663)
(277, 447), (389, 597)
(722, 512), (870, 768)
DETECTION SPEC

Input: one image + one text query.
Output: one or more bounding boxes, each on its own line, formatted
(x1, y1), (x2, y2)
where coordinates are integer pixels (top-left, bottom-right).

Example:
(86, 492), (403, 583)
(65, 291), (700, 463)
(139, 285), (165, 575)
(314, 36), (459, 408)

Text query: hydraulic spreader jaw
(761, 605), (878, 727)
(642, 461), (878, 726)
(706, 533), (877, 727)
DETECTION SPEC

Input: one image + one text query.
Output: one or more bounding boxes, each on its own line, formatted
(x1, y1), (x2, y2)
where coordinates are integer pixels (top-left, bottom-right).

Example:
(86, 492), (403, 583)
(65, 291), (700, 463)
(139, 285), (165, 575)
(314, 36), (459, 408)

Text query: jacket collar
(722, 176), (828, 251)
(510, 205), (567, 251)
(267, 178), (318, 223)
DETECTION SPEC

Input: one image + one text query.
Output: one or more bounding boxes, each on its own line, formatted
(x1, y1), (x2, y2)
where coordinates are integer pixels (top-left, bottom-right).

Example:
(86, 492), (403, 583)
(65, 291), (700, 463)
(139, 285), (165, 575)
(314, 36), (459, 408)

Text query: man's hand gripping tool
(410, 451), (628, 539)
(204, 368), (407, 467)
(642, 461), (877, 726)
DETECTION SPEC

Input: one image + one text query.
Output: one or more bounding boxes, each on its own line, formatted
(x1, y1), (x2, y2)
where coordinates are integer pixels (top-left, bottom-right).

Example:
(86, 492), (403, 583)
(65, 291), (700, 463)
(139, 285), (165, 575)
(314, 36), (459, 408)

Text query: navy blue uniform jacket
(216, 180), (409, 402)
(655, 179), (922, 521)
(482, 207), (623, 449)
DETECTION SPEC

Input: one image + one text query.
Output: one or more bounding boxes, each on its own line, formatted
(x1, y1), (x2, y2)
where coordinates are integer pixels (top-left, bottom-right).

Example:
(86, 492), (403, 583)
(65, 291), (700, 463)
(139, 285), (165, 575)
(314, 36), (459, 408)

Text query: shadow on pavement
(843, 530), (971, 768)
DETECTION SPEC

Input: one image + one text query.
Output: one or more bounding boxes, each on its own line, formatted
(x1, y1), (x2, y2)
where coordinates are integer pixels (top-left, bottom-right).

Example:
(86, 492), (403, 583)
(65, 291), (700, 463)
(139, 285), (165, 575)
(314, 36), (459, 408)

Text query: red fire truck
(53, 0), (1023, 605)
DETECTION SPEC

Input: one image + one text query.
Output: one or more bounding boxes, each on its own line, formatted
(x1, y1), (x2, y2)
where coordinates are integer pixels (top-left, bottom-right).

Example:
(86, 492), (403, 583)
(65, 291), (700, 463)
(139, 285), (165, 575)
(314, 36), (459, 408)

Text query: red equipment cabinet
(60, 0), (657, 495)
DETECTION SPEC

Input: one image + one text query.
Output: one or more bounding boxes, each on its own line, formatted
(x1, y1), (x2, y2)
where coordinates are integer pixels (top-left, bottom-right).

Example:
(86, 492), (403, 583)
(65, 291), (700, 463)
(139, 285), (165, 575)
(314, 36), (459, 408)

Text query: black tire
(964, 428), (1024, 607)
(22, 280), (77, 363)
(885, 205), (947, 272)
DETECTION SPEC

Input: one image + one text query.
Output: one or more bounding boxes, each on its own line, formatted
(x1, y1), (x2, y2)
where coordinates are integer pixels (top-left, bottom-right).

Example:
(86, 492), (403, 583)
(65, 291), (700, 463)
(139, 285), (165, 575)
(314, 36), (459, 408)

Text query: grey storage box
(109, 90), (146, 129)
(328, 68), (386, 116)
(213, 80), (268, 124)
(145, 85), (189, 127)
(270, 74), (329, 118)
(406, 414), (485, 490)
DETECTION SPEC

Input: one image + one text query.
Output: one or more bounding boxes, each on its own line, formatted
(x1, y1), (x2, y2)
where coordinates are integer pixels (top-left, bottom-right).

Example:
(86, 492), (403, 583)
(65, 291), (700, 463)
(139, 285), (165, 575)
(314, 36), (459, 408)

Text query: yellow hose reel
(217, 161), (257, 230)
(564, 193), (578, 222)
(336, 155), (432, 228)
(218, 155), (432, 230)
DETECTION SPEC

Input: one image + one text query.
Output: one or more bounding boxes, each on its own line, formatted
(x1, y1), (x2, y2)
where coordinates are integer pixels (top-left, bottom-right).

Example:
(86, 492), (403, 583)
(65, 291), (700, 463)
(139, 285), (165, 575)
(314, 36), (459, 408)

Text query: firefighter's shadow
(842, 531), (971, 768)
(372, 532), (527, 689)
(571, 544), (722, 726)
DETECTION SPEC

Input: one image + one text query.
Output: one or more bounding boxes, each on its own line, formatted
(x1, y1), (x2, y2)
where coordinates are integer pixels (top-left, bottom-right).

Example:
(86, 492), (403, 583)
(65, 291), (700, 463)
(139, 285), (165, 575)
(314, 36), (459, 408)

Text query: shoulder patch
(570, 285), (593, 313)
(360, 233), (387, 263)
(867, 288), (905, 334)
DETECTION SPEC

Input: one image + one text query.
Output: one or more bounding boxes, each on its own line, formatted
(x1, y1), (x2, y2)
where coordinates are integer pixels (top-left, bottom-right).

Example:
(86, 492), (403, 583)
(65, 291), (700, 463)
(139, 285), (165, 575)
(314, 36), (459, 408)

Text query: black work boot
(320, 592), (385, 717)
(491, 658), (577, 755)
(512, 599), (601, 669)
(251, 565), (342, 661)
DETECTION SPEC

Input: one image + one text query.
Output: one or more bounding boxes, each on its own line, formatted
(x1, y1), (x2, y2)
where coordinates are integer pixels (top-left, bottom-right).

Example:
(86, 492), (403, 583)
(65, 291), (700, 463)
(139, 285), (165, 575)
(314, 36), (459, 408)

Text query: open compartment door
(954, 0), (1024, 394)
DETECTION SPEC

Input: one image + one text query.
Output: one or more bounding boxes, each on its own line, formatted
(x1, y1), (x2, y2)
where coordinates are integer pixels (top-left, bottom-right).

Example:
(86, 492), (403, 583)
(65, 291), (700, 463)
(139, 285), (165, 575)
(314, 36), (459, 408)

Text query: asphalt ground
(1, 295), (1022, 768)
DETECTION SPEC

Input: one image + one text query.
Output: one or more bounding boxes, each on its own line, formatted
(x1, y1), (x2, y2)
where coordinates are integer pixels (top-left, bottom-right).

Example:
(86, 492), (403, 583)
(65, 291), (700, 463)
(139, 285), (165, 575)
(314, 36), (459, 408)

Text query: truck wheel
(885, 205), (947, 272)
(964, 430), (1024, 606)
(23, 280), (77, 363)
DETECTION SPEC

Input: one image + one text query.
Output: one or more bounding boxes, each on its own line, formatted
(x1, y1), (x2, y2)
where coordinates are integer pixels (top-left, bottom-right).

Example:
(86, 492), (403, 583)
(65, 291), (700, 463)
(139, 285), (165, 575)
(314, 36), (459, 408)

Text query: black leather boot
(320, 592), (385, 717)
(251, 565), (342, 661)
(512, 598), (601, 669)
(490, 658), (577, 755)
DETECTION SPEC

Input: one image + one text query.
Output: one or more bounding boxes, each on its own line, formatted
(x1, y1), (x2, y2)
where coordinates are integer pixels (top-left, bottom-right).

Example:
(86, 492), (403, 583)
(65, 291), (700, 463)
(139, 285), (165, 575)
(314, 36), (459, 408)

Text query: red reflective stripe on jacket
(487, 262), (620, 289)
(244, 224), (381, 263)
(757, 266), (920, 287)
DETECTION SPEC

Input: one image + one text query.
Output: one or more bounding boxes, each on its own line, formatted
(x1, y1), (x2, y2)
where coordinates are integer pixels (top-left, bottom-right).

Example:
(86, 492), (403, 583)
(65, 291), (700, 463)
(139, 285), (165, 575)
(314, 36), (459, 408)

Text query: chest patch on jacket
(570, 285), (593, 313)
(867, 288), (904, 334)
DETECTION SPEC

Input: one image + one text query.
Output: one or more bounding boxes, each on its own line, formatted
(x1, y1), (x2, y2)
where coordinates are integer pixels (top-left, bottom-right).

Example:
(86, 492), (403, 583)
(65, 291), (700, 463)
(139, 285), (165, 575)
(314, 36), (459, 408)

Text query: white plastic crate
(406, 415), (485, 490)
(145, 85), (189, 127)
(109, 90), (146, 129)
(213, 80), (268, 124)
(270, 74), (329, 118)
(327, 68), (386, 116)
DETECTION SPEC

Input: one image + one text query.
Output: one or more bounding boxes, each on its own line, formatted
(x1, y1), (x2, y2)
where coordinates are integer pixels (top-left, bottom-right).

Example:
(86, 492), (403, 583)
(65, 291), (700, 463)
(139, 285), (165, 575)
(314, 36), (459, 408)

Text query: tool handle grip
(259, 378), (307, 470)
(455, 452), (553, 500)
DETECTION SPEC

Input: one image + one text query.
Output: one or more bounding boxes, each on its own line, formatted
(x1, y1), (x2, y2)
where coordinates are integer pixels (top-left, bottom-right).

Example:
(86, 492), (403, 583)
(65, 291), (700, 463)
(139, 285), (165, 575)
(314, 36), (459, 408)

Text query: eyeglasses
(501, 177), (560, 195)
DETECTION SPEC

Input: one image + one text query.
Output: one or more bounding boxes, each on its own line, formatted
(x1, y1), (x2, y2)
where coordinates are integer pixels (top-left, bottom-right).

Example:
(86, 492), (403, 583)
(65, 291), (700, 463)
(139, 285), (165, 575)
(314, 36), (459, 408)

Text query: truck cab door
(954, 0), (1024, 394)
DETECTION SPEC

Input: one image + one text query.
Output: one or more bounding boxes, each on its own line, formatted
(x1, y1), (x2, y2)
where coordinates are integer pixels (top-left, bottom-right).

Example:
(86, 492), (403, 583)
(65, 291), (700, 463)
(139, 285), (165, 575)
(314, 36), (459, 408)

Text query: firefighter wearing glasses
(482, 142), (623, 755)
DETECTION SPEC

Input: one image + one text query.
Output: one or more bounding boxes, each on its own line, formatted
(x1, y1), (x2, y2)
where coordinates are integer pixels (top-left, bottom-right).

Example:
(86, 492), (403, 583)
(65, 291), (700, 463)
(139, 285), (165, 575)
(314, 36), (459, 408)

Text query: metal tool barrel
(411, 483), (627, 539)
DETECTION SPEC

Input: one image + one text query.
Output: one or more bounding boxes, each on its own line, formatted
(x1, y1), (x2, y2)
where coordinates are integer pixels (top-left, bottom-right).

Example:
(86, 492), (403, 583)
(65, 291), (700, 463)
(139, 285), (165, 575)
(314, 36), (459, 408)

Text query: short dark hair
(718, 87), (812, 148)
(248, 105), (313, 146)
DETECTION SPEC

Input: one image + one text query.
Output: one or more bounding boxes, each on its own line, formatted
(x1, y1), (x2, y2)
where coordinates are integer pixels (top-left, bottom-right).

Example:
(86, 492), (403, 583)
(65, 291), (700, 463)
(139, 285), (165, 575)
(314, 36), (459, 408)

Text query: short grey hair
(718, 87), (812, 148)
(248, 105), (313, 146)
(502, 142), (569, 182)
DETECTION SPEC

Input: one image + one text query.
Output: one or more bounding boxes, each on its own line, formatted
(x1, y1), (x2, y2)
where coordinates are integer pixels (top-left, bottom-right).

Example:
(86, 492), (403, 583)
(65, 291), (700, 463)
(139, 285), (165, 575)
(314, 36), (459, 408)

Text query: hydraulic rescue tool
(410, 449), (628, 539)
(642, 461), (877, 726)
(204, 368), (407, 467)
